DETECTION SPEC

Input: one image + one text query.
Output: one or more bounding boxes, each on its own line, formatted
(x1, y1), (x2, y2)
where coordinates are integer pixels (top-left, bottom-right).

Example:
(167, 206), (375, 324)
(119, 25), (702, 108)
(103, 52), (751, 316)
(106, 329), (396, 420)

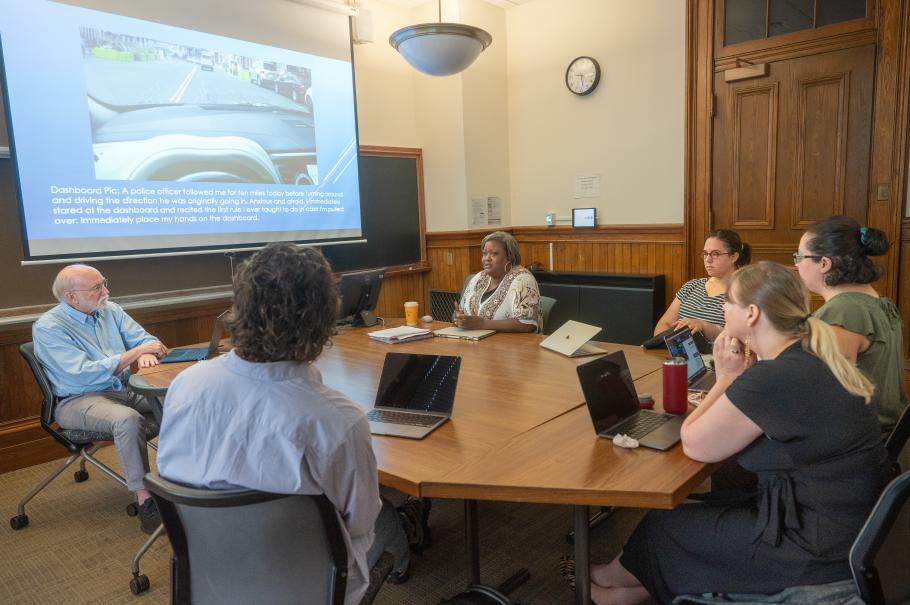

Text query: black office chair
(884, 405), (910, 476)
(9, 342), (160, 530)
(145, 472), (393, 605)
(849, 470), (910, 605)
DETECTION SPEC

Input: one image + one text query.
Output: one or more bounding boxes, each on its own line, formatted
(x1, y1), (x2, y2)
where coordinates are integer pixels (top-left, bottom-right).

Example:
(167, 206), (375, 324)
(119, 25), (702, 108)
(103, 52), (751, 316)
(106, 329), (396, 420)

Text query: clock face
(566, 56), (600, 96)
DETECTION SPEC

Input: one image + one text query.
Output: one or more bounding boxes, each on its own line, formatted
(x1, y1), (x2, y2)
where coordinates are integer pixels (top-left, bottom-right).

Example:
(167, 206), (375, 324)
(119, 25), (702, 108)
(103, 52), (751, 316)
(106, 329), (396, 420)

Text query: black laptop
(663, 327), (716, 392)
(160, 310), (229, 363)
(577, 350), (683, 451)
(368, 353), (461, 439)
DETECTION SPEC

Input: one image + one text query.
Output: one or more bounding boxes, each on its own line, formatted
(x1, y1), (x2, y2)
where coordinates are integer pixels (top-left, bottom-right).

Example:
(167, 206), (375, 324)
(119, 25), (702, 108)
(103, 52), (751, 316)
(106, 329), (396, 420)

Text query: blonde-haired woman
(589, 262), (888, 605)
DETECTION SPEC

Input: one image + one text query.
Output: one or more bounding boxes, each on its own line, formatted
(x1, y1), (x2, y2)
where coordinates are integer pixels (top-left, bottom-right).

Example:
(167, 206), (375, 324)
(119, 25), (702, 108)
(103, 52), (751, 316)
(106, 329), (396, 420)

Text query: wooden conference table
(136, 321), (712, 604)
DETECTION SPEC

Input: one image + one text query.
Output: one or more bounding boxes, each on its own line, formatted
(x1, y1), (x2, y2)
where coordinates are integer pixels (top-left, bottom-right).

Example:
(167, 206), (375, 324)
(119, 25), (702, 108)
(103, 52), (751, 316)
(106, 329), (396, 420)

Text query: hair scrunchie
(858, 227), (870, 246)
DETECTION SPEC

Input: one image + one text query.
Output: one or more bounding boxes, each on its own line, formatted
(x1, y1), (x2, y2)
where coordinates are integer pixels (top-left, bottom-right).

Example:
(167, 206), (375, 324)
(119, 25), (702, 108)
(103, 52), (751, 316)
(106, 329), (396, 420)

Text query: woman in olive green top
(796, 216), (908, 432)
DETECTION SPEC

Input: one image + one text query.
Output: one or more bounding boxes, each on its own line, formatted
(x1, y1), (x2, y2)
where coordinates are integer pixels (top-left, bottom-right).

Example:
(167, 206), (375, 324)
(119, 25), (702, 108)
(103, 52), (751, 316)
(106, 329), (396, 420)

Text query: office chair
(885, 405), (910, 475)
(9, 342), (160, 530)
(849, 471), (910, 605)
(539, 295), (556, 333)
(145, 472), (393, 605)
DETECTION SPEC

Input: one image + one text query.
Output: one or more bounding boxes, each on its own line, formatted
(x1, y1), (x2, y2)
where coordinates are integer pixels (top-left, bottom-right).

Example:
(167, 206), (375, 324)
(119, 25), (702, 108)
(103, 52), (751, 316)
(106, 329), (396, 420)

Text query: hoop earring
(505, 262), (513, 274)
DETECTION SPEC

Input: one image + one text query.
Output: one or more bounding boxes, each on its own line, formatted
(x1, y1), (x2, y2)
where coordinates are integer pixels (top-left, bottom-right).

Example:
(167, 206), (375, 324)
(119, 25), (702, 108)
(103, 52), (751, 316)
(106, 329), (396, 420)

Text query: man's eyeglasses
(792, 253), (822, 264)
(69, 278), (109, 293)
(701, 251), (733, 259)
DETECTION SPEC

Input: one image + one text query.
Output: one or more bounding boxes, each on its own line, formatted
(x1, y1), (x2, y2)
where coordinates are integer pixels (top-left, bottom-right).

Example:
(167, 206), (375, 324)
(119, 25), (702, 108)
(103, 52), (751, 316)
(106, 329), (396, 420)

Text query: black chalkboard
(322, 148), (425, 272)
(0, 145), (426, 310)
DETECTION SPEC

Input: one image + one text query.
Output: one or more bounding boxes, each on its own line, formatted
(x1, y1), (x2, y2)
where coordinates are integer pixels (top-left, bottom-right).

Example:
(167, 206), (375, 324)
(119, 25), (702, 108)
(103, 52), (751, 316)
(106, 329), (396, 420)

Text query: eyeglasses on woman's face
(792, 253), (822, 264)
(701, 250), (733, 260)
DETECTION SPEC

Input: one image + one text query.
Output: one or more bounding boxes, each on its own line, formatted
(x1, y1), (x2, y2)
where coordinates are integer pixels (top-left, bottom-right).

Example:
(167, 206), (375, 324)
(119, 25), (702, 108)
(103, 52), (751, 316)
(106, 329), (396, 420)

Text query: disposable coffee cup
(404, 301), (419, 326)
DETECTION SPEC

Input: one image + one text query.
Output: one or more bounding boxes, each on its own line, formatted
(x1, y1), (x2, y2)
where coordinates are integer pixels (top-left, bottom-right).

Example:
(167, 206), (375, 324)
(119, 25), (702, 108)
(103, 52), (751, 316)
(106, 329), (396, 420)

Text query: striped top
(675, 278), (726, 328)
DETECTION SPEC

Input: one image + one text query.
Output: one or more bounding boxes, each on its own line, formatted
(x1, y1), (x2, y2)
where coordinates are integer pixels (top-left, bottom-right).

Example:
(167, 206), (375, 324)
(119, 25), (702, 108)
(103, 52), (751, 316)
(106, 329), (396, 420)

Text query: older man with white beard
(32, 264), (168, 533)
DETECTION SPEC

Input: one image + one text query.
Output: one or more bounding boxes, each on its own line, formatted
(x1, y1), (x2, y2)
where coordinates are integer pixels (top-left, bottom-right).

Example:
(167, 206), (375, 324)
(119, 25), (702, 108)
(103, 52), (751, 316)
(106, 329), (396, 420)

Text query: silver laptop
(663, 327), (716, 392)
(577, 350), (683, 451)
(540, 320), (605, 357)
(368, 353), (461, 439)
(160, 310), (229, 363)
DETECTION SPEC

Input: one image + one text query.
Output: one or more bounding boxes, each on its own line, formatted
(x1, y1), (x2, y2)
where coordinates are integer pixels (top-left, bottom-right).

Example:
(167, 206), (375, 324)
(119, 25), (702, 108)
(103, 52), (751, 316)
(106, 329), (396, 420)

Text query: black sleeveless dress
(620, 342), (889, 604)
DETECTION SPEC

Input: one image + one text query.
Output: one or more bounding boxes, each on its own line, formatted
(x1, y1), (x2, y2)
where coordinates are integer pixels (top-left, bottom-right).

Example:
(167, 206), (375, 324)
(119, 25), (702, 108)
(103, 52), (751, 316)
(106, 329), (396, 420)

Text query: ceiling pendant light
(389, 0), (492, 77)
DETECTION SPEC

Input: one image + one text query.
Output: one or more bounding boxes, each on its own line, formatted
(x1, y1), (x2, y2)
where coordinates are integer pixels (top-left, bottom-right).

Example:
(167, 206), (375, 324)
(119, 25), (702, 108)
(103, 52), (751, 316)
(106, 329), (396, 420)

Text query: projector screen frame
(0, 0), (365, 264)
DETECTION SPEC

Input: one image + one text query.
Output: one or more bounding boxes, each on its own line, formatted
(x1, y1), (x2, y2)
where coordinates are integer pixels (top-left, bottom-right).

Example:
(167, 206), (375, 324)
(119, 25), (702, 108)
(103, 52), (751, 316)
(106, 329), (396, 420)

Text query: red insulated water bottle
(662, 357), (688, 415)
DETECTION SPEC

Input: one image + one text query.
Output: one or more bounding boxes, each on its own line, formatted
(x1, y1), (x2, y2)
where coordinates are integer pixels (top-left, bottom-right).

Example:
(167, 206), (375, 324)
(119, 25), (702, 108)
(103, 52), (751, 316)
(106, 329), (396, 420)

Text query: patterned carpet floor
(0, 444), (646, 604)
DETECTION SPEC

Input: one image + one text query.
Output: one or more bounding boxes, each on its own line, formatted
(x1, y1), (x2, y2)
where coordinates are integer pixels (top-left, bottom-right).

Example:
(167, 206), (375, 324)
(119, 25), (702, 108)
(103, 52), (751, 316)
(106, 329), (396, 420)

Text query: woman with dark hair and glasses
(653, 229), (751, 341)
(795, 215), (907, 433)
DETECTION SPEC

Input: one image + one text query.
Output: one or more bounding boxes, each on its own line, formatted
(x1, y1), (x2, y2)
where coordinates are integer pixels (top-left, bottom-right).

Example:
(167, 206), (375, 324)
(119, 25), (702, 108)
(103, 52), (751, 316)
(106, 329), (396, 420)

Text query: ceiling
(377, 0), (536, 9)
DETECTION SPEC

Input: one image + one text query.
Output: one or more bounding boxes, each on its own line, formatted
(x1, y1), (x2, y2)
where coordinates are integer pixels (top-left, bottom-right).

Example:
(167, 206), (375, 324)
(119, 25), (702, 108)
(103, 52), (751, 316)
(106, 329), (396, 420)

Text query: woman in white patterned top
(455, 231), (542, 333)
(654, 230), (751, 341)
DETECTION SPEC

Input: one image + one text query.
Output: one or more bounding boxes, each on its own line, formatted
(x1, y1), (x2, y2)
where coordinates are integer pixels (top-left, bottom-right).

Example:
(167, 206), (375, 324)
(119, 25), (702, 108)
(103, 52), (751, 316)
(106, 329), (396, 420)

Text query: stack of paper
(367, 326), (434, 344)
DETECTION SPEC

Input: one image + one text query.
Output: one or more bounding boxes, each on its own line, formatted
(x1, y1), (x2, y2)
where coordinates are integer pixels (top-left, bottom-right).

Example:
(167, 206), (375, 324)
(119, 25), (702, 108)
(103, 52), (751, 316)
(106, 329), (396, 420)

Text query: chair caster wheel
(126, 502), (139, 517)
(129, 574), (150, 595)
(10, 514), (29, 530)
(74, 470), (89, 482)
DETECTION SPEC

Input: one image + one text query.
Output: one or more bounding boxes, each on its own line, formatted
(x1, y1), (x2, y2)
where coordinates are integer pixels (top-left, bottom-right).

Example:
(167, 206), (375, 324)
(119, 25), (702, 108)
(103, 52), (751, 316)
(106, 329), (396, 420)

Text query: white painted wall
(352, 0), (420, 147)
(353, 0), (686, 229)
(506, 0), (685, 226)
(461, 0), (512, 229)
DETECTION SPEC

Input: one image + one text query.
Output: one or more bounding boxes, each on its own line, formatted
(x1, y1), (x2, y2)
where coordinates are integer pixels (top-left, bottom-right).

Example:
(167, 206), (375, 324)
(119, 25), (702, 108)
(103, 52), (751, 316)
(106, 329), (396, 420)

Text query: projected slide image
(80, 27), (319, 186)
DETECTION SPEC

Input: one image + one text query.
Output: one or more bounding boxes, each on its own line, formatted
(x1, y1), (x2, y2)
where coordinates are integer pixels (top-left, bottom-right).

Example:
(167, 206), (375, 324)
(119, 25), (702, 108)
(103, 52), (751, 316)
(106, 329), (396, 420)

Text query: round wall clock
(565, 56), (601, 96)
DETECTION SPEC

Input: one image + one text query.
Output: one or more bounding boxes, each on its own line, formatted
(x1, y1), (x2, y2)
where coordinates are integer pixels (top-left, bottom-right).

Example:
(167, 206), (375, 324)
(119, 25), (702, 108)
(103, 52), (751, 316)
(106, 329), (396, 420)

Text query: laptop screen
(375, 353), (461, 413)
(664, 328), (707, 381)
(576, 351), (639, 433)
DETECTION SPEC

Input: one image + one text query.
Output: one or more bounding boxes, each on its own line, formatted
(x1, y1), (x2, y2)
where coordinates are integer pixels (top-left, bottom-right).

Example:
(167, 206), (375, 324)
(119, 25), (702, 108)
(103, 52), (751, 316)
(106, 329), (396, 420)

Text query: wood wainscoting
(427, 224), (686, 310)
(0, 224), (684, 473)
(0, 267), (427, 474)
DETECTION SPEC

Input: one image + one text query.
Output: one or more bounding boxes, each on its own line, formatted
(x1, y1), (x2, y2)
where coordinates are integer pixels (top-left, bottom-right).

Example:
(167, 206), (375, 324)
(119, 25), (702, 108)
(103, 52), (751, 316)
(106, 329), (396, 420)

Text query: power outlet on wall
(545, 212), (556, 226)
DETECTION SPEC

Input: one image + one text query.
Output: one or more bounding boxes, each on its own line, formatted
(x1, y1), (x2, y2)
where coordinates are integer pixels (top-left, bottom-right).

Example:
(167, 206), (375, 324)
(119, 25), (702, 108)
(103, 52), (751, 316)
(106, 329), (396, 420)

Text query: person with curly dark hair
(157, 243), (411, 603)
(796, 216), (907, 432)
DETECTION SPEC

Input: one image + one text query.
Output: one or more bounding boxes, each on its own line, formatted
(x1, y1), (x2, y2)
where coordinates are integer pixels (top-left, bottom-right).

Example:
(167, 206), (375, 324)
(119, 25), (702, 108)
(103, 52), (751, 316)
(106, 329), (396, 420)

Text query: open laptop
(160, 310), (229, 363)
(577, 350), (683, 451)
(663, 327), (716, 392)
(368, 353), (461, 439)
(540, 320), (605, 357)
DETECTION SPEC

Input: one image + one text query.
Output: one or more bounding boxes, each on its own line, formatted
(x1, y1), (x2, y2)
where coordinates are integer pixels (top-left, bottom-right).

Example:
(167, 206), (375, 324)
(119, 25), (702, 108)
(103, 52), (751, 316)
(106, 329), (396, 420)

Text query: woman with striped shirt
(654, 230), (750, 341)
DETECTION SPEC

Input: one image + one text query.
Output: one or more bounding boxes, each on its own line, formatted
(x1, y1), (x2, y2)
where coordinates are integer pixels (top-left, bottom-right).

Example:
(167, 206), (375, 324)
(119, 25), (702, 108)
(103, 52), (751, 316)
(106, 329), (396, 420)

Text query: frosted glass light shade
(390, 23), (492, 77)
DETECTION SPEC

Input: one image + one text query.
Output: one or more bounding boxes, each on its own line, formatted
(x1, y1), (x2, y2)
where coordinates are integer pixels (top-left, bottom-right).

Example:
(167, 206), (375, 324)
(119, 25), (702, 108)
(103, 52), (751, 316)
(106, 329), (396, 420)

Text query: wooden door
(711, 44), (875, 266)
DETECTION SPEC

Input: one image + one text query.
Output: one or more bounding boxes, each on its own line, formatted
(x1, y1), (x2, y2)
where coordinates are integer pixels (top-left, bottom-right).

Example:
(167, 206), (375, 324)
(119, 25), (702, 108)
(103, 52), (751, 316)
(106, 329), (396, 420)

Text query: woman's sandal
(558, 555), (576, 592)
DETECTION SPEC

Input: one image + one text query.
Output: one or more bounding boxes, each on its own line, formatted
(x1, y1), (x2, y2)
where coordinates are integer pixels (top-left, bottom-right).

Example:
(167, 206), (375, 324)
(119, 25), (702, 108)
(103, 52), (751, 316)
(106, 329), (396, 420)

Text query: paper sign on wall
(470, 196), (502, 227)
(574, 173), (601, 198)
(470, 197), (487, 227)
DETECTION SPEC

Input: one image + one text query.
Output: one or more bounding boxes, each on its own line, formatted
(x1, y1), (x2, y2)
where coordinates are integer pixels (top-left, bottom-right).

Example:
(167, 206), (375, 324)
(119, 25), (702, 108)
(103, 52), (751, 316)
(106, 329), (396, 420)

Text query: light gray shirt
(156, 351), (381, 605)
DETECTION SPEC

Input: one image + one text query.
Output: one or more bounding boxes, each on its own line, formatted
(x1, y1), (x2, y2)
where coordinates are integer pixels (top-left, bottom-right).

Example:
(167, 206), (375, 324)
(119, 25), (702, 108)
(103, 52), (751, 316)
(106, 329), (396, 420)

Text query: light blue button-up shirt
(32, 301), (157, 397)
(158, 351), (381, 605)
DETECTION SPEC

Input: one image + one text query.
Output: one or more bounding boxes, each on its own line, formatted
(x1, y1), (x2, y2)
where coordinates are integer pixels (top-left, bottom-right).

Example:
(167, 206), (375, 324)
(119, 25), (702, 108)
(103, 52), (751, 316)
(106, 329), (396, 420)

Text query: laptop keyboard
(367, 409), (440, 427)
(609, 411), (671, 441)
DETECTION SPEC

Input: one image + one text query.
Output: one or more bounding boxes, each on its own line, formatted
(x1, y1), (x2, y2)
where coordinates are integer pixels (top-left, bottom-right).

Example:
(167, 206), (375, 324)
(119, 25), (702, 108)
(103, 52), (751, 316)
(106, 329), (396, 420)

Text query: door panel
(731, 84), (777, 227)
(712, 44), (875, 263)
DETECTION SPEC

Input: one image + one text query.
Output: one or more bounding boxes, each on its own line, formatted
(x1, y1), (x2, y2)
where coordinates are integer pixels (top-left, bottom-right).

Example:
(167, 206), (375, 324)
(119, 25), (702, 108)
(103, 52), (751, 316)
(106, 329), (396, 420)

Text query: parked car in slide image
(274, 72), (312, 109)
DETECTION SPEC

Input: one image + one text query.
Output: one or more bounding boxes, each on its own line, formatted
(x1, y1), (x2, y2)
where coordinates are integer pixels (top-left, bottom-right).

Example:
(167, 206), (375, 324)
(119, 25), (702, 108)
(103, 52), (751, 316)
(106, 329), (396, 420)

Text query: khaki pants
(55, 388), (152, 492)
